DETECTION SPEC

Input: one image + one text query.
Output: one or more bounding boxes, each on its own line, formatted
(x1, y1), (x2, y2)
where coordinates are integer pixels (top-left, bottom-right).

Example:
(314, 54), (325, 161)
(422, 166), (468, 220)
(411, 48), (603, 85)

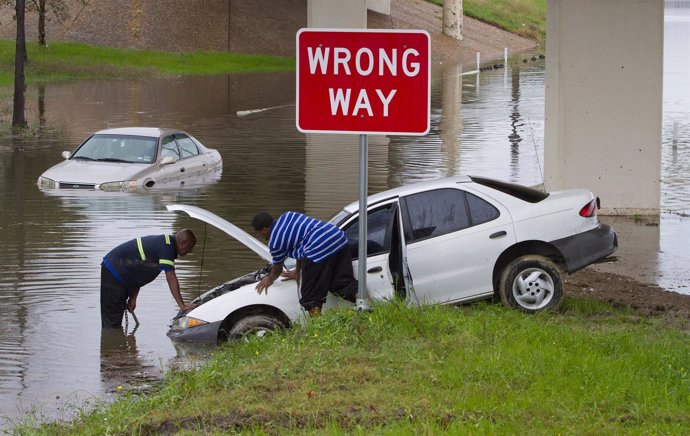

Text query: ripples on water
(1, 8), (689, 426)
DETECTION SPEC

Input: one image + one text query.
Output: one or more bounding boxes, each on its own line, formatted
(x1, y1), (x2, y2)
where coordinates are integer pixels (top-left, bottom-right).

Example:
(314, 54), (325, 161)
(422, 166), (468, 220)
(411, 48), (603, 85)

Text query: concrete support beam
(443, 0), (463, 40)
(307, 0), (367, 28)
(368, 0), (390, 15)
(305, 0), (369, 218)
(544, 0), (663, 215)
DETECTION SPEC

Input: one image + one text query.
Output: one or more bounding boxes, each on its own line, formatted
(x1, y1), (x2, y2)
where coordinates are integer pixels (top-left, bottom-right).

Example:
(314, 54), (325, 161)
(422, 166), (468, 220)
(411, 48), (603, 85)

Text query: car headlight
(37, 176), (56, 189)
(99, 180), (137, 191)
(171, 316), (209, 330)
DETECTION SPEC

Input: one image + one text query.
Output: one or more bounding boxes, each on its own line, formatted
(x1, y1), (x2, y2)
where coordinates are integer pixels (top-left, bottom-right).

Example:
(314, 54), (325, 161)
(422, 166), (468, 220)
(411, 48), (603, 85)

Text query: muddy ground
(564, 266), (690, 328)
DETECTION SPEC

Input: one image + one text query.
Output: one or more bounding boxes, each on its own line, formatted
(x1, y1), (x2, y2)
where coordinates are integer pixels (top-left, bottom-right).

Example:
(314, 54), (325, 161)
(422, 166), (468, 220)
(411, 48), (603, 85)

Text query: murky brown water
(1, 9), (689, 425)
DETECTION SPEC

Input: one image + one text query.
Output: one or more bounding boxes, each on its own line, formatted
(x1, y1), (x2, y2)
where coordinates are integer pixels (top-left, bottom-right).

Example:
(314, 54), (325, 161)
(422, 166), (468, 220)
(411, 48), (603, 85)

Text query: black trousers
(299, 247), (358, 310)
(100, 264), (130, 328)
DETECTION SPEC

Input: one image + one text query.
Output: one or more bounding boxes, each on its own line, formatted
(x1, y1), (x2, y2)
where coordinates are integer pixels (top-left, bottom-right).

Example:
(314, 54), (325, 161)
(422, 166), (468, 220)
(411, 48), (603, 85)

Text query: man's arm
(127, 288), (140, 312)
(165, 270), (194, 311)
(256, 262), (284, 295)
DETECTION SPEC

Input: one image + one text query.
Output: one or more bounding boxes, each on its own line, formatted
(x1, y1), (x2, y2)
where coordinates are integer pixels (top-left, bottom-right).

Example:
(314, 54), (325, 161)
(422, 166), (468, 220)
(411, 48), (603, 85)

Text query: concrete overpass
(310, 0), (664, 215)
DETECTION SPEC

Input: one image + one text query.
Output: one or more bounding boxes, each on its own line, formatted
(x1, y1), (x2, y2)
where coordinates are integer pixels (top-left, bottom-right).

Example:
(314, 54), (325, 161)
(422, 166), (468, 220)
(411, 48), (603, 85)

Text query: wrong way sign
(296, 29), (430, 136)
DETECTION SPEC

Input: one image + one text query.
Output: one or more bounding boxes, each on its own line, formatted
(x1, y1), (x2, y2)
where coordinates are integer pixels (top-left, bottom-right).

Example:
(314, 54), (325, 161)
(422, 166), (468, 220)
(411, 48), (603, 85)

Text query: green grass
(0, 40), (295, 87)
(429, 0), (546, 44)
(17, 298), (690, 435)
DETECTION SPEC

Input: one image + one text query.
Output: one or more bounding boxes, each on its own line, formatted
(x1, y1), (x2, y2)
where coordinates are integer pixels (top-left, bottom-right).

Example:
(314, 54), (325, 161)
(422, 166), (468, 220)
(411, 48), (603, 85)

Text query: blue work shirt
(103, 235), (177, 290)
(269, 212), (348, 264)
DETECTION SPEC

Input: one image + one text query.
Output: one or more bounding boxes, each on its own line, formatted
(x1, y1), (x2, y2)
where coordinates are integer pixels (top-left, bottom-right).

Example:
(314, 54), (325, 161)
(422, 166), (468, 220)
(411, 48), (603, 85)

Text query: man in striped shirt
(100, 229), (197, 328)
(252, 211), (358, 315)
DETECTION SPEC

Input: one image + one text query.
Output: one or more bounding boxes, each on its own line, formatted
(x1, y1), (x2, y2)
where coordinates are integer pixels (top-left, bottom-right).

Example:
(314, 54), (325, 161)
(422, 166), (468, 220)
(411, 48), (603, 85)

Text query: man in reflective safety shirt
(100, 229), (197, 328)
(252, 211), (358, 316)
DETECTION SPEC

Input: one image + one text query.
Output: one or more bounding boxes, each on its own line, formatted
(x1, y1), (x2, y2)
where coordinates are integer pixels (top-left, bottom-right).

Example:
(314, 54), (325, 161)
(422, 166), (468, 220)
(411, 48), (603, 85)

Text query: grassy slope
(430, 0), (546, 43)
(22, 299), (690, 435)
(0, 40), (295, 87)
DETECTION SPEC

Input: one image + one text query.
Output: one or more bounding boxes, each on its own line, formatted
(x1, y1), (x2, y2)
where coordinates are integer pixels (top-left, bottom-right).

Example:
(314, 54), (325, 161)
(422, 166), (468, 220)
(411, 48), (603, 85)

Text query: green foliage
(18, 299), (690, 434)
(428, 0), (546, 44)
(0, 39), (295, 87)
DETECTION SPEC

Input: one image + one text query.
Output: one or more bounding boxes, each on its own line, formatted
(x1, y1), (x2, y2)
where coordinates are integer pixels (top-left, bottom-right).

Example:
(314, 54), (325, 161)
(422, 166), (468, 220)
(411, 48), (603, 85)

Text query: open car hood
(166, 204), (272, 263)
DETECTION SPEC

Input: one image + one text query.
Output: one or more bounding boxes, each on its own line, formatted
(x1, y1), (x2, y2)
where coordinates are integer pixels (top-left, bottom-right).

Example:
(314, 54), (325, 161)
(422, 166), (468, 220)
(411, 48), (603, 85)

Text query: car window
(466, 192), (499, 225)
(175, 134), (199, 159)
(161, 136), (180, 160)
(403, 188), (470, 242)
(342, 204), (394, 260)
(72, 134), (156, 164)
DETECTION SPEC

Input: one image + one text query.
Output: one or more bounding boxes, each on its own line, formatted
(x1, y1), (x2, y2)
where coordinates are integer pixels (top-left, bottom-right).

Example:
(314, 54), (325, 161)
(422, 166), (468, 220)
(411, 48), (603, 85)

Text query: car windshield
(72, 134), (157, 164)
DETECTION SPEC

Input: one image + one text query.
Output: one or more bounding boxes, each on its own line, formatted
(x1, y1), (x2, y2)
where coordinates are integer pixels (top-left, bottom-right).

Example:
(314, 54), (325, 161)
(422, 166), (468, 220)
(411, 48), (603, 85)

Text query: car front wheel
(224, 314), (286, 341)
(498, 255), (563, 313)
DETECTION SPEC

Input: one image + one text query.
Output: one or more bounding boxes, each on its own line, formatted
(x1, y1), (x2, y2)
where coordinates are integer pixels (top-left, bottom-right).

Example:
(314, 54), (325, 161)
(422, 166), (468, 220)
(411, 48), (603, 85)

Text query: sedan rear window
(469, 176), (549, 203)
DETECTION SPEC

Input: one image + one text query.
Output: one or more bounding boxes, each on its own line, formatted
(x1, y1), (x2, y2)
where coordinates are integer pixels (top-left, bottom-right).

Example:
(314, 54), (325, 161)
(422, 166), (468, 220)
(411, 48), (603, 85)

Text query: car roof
(342, 175), (473, 214)
(93, 127), (180, 138)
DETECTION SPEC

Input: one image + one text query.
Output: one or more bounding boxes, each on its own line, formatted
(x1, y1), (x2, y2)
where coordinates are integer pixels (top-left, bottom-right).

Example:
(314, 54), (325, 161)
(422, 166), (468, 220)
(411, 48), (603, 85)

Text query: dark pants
(100, 264), (130, 328)
(299, 247), (358, 310)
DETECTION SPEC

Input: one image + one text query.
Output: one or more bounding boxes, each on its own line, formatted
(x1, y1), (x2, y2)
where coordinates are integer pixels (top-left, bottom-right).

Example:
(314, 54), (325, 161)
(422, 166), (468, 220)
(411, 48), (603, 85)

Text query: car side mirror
(61, 151), (71, 159)
(160, 156), (177, 166)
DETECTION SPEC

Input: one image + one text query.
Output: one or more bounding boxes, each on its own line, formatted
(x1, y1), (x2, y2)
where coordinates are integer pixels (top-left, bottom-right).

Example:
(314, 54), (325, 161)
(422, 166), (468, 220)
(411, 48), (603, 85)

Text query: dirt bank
(565, 267), (690, 328)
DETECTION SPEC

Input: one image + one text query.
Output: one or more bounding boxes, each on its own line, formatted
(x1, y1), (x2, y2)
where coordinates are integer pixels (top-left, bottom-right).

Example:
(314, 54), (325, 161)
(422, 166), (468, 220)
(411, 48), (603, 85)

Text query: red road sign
(296, 29), (430, 136)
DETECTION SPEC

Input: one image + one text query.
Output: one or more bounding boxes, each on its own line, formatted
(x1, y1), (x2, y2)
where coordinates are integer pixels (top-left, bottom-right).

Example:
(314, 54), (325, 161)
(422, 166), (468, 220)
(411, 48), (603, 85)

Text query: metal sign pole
(356, 133), (370, 311)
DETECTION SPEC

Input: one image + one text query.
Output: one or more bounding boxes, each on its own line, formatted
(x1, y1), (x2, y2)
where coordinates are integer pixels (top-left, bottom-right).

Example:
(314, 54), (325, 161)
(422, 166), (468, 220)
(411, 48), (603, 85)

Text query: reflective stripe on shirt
(136, 237), (146, 260)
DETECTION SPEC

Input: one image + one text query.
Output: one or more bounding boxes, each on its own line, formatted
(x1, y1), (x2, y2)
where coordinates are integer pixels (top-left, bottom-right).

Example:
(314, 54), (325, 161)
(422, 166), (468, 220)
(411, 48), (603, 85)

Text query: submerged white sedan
(37, 127), (222, 191)
(166, 176), (618, 344)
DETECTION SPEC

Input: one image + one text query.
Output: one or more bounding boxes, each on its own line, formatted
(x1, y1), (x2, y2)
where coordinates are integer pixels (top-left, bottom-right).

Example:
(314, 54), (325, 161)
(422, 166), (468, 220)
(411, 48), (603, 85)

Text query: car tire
(225, 314), (286, 341)
(498, 255), (563, 313)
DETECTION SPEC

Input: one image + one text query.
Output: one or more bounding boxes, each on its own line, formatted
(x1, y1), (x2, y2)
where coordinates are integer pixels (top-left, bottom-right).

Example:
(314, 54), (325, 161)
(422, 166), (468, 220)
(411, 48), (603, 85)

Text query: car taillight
(579, 198), (598, 217)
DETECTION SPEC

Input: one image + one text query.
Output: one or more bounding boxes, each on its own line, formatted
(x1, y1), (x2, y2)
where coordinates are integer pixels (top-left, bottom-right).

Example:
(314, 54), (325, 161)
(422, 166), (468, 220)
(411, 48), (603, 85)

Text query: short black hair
(251, 212), (274, 230)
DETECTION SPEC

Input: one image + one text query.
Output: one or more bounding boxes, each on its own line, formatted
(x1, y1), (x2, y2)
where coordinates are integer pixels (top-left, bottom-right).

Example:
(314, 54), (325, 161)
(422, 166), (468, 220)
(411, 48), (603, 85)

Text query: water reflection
(100, 327), (160, 394)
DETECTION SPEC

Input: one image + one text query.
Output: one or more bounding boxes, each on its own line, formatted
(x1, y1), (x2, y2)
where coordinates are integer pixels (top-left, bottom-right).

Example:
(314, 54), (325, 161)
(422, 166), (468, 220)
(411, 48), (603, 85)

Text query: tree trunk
(38, 0), (46, 46)
(13, 0), (28, 129)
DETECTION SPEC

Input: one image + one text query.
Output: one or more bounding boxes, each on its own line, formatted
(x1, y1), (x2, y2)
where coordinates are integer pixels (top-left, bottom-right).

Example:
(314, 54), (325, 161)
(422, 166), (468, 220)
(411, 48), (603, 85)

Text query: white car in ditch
(166, 176), (617, 344)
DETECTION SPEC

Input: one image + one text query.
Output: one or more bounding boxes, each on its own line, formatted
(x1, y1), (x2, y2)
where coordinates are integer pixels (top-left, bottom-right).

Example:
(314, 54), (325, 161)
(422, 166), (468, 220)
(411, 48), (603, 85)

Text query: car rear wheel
(225, 314), (286, 341)
(498, 255), (563, 313)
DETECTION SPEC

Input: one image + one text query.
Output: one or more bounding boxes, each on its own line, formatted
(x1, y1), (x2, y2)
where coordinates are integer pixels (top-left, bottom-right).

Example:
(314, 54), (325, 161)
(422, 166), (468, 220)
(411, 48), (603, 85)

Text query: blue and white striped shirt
(269, 211), (348, 264)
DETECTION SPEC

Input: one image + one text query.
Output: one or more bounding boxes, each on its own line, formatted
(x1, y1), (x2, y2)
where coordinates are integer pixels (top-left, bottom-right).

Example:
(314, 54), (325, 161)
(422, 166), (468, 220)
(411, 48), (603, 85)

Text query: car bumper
(167, 320), (222, 344)
(551, 224), (618, 273)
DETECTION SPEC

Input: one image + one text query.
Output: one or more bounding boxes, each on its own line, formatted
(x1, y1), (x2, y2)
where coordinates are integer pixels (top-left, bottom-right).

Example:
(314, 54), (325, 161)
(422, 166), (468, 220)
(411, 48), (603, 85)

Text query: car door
(400, 187), (516, 304)
(337, 201), (400, 301)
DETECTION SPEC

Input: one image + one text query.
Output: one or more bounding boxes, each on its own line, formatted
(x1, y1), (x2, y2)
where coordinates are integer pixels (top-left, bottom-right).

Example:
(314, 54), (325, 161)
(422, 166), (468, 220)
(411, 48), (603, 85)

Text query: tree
(27, 0), (71, 46)
(12, 0), (27, 129)
(2, 0), (86, 46)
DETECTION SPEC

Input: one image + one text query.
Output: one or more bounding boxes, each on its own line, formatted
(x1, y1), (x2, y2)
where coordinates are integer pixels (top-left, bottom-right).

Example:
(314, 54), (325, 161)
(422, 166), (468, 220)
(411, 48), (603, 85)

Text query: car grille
(58, 182), (96, 189)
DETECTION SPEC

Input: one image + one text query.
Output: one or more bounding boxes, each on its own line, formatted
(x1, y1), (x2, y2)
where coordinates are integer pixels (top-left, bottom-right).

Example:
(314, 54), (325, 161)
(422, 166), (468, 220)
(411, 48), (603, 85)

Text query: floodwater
(1, 5), (689, 427)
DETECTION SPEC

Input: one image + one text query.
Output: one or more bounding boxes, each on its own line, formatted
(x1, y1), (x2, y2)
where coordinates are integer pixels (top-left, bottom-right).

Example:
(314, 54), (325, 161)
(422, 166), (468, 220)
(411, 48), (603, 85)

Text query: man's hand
(281, 268), (300, 283)
(127, 298), (137, 312)
(180, 303), (197, 312)
(256, 276), (274, 295)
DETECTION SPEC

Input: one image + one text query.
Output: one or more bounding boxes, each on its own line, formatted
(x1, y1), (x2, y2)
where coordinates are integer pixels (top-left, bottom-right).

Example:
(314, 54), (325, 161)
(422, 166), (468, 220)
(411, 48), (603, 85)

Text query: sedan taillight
(579, 198), (598, 217)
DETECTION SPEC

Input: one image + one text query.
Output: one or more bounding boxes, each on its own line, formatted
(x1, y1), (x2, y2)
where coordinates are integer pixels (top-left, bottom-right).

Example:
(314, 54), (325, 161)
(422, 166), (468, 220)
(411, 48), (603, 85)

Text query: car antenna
(526, 114), (547, 192)
(197, 223), (208, 299)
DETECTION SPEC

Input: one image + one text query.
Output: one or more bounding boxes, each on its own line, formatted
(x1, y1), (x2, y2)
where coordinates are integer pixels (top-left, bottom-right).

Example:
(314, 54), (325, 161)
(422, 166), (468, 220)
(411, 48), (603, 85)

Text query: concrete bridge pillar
(443, 0), (463, 40)
(544, 0), (664, 215)
(304, 0), (374, 218)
